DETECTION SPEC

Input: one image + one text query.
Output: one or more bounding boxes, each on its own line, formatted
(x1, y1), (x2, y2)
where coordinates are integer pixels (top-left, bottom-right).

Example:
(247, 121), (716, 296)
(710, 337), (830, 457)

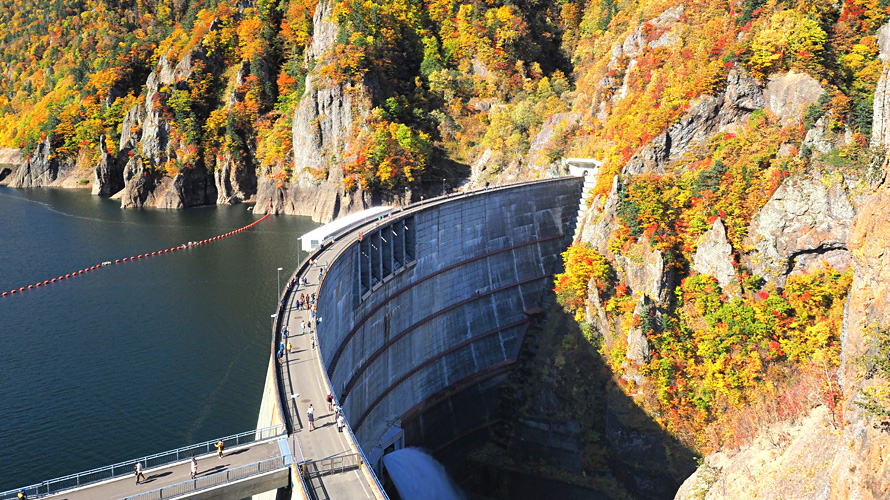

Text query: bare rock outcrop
(626, 297), (652, 366)
(745, 171), (855, 286)
(692, 218), (737, 290)
(623, 69), (764, 175)
(254, 0), (383, 220)
(525, 112), (581, 169)
(674, 406), (839, 500)
(91, 135), (125, 196)
(616, 239), (674, 305)
(871, 21), (890, 150)
(9, 137), (75, 188)
(120, 40), (219, 208)
(763, 71), (824, 125)
(578, 174), (620, 254)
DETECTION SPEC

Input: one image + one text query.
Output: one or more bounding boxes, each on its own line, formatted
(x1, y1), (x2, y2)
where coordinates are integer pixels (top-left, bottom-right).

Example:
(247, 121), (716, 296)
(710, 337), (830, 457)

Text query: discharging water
(383, 448), (466, 500)
(0, 187), (317, 490)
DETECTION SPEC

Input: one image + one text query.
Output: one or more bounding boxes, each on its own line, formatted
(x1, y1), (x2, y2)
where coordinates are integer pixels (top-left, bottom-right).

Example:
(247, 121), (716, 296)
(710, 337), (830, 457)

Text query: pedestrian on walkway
(17, 489), (27, 499)
(190, 455), (198, 479)
(287, 341), (293, 353)
(301, 320), (306, 335)
(326, 393), (333, 411)
(307, 404), (316, 431)
(337, 413), (345, 433)
(277, 349), (284, 363)
(311, 335), (316, 350)
(215, 439), (225, 458)
(134, 462), (145, 484)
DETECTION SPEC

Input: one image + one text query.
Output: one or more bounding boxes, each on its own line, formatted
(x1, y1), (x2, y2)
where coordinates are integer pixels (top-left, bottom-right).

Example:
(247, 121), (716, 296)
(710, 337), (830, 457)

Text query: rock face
(253, 0), (387, 221)
(616, 239), (673, 305)
(692, 218), (737, 289)
(763, 71), (824, 125)
(675, 406), (840, 500)
(214, 63), (257, 205)
(624, 69), (765, 175)
(745, 171), (856, 285)
(119, 45), (218, 209)
(525, 112), (582, 169)
(9, 137), (75, 188)
(873, 21), (890, 150)
(91, 135), (125, 196)
(626, 297), (652, 365)
(579, 174), (620, 254)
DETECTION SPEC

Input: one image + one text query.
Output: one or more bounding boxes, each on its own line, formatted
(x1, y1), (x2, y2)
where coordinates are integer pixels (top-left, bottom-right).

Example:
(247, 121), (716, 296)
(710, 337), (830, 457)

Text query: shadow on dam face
(311, 179), (696, 499)
(394, 305), (698, 500)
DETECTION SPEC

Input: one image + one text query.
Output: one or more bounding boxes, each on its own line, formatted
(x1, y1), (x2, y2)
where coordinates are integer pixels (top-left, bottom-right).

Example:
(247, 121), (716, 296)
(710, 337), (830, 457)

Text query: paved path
(279, 240), (377, 500)
(43, 440), (282, 500)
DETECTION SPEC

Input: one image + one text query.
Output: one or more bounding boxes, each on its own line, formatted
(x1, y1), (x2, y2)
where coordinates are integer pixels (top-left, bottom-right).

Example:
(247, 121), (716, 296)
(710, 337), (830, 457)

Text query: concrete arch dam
(312, 178), (583, 473)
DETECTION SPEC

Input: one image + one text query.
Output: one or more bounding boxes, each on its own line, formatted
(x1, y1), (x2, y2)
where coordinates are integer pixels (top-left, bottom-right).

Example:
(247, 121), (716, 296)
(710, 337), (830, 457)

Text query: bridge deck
(43, 440), (282, 500)
(280, 240), (378, 500)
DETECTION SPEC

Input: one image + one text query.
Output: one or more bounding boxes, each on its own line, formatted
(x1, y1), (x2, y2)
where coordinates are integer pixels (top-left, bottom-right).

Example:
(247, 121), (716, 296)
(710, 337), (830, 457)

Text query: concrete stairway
(573, 173), (597, 240)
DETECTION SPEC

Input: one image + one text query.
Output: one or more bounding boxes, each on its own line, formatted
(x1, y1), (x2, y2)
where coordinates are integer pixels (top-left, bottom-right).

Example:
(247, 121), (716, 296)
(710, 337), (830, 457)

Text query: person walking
(134, 462), (145, 484)
(17, 489), (27, 499)
(287, 340), (293, 353)
(307, 404), (316, 431)
(215, 439), (225, 458)
(301, 320), (306, 335)
(190, 455), (198, 479)
(311, 335), (316, 350)
(337, 413), (345, 433)
(326, 393), (333, 411)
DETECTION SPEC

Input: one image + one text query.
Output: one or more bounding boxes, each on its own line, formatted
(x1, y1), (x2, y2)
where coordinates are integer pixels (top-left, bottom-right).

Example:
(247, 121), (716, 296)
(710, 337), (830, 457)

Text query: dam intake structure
(261, 176), (586, 498)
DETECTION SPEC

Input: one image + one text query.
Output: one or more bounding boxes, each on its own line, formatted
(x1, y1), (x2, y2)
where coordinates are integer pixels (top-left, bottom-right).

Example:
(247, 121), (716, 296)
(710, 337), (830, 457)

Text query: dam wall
(313, 178), (583, 469)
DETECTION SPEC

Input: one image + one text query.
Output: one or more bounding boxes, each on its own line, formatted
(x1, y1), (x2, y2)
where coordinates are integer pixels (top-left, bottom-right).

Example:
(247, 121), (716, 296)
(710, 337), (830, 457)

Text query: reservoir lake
(0, 186), (317, 490)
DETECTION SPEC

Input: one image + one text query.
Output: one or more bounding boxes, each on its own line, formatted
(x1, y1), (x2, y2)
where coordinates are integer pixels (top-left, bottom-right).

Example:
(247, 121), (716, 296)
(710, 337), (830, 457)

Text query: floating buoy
(3, 292), (8, 297)
(65, 274), (70, 278)
(19, 287), (25, 292)
(58, 276), (64, 280)
(122, 258), (128, 262)
(152, 251), (157, 255)
(164, 249), (169, 253)
(115, 259), (121, 263)
(35, 283), (41, 287)
(78, 270), (83, 274)
(28, 285), (33, 289)
(9, 290), (15, 294)
(44, 280), (50, 285)
(51, 278), (56, 283)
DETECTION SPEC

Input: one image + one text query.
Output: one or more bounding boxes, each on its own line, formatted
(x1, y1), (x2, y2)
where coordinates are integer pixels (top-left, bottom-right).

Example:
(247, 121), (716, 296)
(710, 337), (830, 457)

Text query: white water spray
(382, 448), (466, 500)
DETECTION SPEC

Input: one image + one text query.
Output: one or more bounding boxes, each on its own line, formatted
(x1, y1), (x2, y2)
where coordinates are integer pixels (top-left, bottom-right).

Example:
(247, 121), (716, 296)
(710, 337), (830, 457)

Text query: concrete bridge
(3, 177), (584, 500)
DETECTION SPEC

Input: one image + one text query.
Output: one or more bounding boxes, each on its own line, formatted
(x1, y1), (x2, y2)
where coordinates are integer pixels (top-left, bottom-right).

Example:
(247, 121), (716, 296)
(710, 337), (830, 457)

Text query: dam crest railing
(0, 425), (285, 499)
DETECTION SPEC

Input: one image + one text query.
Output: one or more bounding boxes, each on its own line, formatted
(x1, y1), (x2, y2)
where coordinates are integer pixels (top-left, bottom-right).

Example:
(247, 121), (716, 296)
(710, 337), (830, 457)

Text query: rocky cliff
(252, 0), (406, 221)
(118, 48), (218, 209)
(670, 22), (890, 500)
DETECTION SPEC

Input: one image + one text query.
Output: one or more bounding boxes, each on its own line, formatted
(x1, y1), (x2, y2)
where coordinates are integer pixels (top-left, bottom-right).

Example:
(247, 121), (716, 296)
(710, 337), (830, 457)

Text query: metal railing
(299, 454), (363, 480)
(0, 425), (285, 499)
(119, 455), (288, 500)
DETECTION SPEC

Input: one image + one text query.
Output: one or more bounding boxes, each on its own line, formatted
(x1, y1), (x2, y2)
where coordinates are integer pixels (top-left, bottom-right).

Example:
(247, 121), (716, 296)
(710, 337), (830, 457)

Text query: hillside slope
(2, 0), (890, 495)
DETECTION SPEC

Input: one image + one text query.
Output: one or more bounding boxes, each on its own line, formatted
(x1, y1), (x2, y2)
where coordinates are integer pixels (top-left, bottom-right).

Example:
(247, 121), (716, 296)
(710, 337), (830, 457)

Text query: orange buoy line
(3, 209), (272, 298)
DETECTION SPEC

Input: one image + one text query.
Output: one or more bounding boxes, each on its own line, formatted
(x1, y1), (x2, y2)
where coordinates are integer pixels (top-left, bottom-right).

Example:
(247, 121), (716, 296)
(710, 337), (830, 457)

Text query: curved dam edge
(259, 177), (584, 495)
